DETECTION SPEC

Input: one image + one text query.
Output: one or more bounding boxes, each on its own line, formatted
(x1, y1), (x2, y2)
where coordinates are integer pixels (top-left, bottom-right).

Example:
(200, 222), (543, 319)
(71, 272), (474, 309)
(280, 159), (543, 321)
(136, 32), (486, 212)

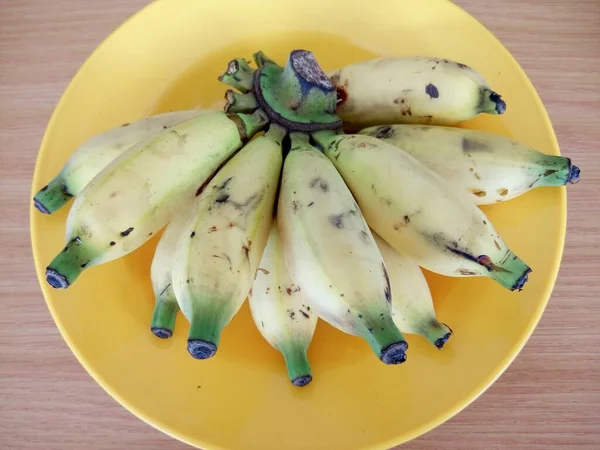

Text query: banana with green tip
(45, 110), (268, 290)
(361, 124), (580, 204)
(278, 133), (408, 365)
(33, 109), (207, 214)
(172, 125), (284, 360)
(329, 56), (505, 128)
(149, 208), (198, 339)
(313, 131), (531, 291)
(373, 232), (451, 349)
(249, 223), (318, 387)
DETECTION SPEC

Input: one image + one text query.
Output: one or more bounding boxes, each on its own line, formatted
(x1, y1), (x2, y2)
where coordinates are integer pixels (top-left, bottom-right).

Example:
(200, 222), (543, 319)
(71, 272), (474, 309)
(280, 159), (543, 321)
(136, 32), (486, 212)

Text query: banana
(249, 223), (318, 386)
(45, 110), (268, 290)
(361, 124), (580, 204)
(278, 133), (408, 365)
(373, 232), (451, 349)
(149, 208), (197, 339)
(171, 125), (284, 360)
(33, 109), (206, 214)
(313, 131), (531, 291)
(329, 56), (505, 128)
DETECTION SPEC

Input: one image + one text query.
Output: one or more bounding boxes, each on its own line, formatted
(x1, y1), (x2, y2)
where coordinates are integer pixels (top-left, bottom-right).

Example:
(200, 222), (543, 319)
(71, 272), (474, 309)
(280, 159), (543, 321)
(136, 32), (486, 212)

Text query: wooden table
(1, 0), (599, 448)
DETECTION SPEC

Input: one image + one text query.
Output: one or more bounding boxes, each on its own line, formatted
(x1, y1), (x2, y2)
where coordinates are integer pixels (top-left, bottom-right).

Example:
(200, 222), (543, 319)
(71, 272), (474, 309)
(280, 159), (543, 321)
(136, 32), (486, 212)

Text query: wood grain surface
(1, 0), (599, 448)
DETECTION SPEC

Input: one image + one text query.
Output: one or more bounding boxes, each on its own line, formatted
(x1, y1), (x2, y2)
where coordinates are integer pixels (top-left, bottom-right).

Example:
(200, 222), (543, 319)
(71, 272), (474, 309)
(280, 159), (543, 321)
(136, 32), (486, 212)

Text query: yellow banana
(33, 109), (206, 214)
(329, 56), (505, 128)
(373, 232), (451, 349)
(249, 223), (318, 386)
(314, 131), (531, 291)
(45, 110), (267, 289)
(172, 125), (283, 360)
(278, 133), (408, 365)
(361, 124), (580, 204)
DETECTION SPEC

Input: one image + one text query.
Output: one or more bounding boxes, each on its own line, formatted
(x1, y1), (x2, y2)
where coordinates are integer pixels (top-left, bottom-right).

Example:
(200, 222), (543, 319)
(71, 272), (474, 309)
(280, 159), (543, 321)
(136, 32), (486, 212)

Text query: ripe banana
(45, 110), (268, 290)
(373, 232), (451, 349)
(33, 109), (206, 214)
(329, 56), (505, 128)
(149, 208), (197, 339)
(361, 124), (580, 204)
(313, 131), (531, 291)
(171, 125), (284, 360)
(278, 133), (408, 365)
(249, 223), (318, 386)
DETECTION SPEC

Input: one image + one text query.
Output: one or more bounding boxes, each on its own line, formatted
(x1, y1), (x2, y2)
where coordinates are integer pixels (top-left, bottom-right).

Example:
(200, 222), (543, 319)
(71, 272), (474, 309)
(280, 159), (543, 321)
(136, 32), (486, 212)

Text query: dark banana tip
(34, 198), (51, 214)
(489, 91), (506, 114)
(380, 341), (408, 365)
(434, 332), (452, 350)
(151, 327), (173, 339)
(187, 339), (217, 360)
(567, 164), (581, 184)
(512, 267), (532, 291)
(45, 268), (69, 289)
(291, 374), (312, 387)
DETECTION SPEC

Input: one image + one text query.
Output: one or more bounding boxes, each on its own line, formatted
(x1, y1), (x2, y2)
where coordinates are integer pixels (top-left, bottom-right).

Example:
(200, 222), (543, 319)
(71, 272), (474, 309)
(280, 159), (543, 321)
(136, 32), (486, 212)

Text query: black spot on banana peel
(382, 263), (392, 303)
(329, 213), (344, 229)
(120, 227), (134, 237)
(372, 126), (394, 139)
(425, 83), (439, 98)
(309, 177), (329, 192)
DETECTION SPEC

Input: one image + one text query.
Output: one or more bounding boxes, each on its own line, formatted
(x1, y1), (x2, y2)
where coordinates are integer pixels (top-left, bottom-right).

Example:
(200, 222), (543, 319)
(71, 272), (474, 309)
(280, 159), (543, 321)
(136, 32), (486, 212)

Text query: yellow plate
(30, 0), (565, 448)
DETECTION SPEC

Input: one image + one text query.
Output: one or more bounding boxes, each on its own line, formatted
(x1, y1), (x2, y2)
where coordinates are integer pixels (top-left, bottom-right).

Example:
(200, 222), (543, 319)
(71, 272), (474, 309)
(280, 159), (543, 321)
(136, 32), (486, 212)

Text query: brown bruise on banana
(370, 126), (395, 139)
(309, 177), (329, 192)
(277, 284), (310, 323)
(424, 231), (511, 275)
(462, 137), (490, 152)
(498, 188), (509, 197)
(470, 189), (487, 197)
(212, 253), (234, 273)
(382, 263), (392, 303)
(330, 71), (349, 106)
(392, 89), (414, 117)
(392, 209), (422, 230)
(191, 173), (266, 279)
(446, 244), (510, 274)
(329, 213), (344, 229)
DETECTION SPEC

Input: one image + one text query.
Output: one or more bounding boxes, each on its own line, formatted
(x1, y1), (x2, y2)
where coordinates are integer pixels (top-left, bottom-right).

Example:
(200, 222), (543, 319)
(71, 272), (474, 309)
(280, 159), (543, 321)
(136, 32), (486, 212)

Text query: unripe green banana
(314, 131), (531, 291)
(361, 124), (580, 204)
(149, 209), (196, 339)
(329, 56), (505, 128)
(278, 133), (408, 365)
(373, 232), (451, 349)
(45, 110), (268, 290)
(249, 223), (318, 386)
(33, 109), (206, 214)
(172, 125), (284, 360)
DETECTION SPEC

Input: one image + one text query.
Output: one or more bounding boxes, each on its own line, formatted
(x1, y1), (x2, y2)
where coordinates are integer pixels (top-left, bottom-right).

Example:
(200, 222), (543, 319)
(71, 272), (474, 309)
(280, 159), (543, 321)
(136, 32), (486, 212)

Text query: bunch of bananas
(34, 50), (580, 387)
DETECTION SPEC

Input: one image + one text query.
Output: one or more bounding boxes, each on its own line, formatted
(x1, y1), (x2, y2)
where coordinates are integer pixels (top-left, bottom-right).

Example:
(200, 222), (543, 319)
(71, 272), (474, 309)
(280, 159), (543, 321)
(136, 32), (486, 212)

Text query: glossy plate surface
(30, 0), (565, 448)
